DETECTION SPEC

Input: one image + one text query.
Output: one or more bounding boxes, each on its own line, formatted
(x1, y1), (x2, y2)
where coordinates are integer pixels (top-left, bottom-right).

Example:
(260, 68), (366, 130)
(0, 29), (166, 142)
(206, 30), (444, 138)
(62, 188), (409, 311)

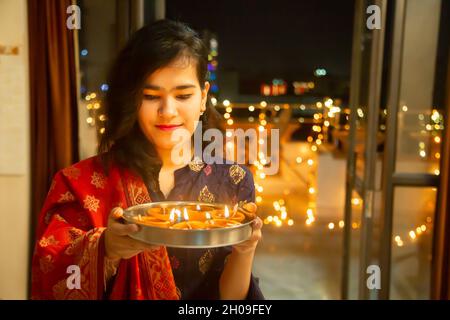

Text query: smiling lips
(155, 124), (183, 131)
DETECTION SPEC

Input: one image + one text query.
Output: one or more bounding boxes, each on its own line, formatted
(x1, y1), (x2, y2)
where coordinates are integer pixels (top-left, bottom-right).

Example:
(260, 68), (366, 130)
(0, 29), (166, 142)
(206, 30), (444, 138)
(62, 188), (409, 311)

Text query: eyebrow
(143, 84), (197, 91)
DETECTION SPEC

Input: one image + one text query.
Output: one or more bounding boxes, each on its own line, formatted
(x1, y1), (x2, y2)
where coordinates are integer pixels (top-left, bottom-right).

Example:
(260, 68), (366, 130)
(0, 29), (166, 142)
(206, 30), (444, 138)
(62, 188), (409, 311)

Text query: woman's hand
(232, 202), (262, 254)
(104, 207), (159, 261)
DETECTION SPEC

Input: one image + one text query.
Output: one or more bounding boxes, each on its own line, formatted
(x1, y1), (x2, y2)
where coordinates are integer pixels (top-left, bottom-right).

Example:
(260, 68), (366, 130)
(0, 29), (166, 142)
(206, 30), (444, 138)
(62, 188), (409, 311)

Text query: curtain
(28, 0), (79, 253)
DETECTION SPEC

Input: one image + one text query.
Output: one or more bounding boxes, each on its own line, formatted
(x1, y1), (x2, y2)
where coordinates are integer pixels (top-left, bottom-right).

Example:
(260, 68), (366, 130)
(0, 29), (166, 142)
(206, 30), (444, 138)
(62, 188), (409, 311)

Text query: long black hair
(99, 19), (221, 191)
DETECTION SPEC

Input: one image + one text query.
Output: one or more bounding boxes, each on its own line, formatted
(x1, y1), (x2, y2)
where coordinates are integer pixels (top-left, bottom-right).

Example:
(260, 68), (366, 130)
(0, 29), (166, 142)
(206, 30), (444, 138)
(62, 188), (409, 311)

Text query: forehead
(145, 55), (199, 88)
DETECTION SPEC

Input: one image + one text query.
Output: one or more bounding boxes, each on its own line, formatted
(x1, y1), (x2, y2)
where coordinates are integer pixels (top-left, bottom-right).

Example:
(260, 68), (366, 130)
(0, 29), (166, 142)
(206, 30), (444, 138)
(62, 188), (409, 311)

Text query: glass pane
(347, 191), (363, 299)
(395, 0), (443, 174)
(390, 187), (436, 299)
(78, 0), (119, 159)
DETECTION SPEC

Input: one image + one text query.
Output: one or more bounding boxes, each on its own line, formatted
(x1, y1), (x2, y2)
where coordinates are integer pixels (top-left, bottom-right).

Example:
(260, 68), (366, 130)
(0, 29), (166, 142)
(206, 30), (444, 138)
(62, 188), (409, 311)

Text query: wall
(0, 0), (30, 299)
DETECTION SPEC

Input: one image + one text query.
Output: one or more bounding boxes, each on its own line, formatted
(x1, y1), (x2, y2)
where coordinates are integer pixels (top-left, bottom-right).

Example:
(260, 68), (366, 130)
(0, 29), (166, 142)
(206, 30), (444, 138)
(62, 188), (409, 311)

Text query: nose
(158, 97), (178, 119)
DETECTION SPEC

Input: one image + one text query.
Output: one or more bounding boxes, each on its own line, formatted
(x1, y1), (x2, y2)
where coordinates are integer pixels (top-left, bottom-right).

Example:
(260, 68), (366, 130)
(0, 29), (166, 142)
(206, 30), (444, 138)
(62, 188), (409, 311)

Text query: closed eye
(176, 94), (192, 100)
(143, 94), (160, 101)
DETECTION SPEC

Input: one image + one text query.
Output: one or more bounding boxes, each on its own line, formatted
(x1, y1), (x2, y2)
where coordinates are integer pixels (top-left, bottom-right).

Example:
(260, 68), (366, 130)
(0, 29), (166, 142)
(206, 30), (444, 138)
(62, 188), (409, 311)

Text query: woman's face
(138, 55), (210, 152)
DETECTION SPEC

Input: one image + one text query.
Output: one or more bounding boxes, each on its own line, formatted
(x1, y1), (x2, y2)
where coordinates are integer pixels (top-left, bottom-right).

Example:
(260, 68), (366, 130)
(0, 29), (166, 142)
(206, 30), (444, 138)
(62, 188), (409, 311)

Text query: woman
(31, 19), (264, 300)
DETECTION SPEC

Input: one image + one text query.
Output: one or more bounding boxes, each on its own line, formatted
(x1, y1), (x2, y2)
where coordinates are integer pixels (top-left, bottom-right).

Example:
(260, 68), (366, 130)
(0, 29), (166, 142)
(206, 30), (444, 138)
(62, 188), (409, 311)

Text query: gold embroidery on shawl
(83, 195), (100, 213)
(91, 171), (106, 189)
(39, 235), (59, 248)
(39, 255), (54, 274)
(58, 191), (75, 203)
(62, 166), (81, 180)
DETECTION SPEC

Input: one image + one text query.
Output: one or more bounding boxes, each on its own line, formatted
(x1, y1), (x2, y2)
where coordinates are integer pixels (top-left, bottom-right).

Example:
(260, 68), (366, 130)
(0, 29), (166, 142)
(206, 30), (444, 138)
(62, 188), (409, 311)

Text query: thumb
(108, 207), (140, 236)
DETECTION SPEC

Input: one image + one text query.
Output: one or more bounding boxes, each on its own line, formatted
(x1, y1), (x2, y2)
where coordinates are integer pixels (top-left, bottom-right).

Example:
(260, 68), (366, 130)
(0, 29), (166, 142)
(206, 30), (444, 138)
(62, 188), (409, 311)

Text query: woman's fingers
(110, 207), (124, 219)
(108, 207), (140, 236)
(243, 202), (257, 213)
(115, 237), (162, 256)
(252, 217), (263, 230)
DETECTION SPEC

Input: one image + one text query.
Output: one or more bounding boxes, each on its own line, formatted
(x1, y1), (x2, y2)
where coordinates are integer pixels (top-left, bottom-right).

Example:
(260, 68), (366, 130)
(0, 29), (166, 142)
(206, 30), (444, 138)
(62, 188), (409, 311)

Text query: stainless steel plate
(122, 201), (254, 248)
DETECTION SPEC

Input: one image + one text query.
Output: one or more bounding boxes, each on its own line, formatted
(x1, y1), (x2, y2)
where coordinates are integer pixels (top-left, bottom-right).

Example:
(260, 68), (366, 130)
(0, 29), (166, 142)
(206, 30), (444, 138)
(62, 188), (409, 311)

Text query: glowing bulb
(260, 101), (267, 108)
(227, 119), (234, 125)
(307, 159), (314, 166)
(223, 100), (230, 107)
(308, 187), (315, 194)
(296, 157), (303, 164)
(183, 208), (189, 221)
(258, 125), (265, 132)
(434, 136), (441, 143)
(338, 220), (345, 228)
(288, 219), (294, 226)
(409, 231), (416, 240)
(248, 105), (255, 112)
(226, 107), (232, 113)
(328, 223), (335, 230)
(256, 196), (262, 203)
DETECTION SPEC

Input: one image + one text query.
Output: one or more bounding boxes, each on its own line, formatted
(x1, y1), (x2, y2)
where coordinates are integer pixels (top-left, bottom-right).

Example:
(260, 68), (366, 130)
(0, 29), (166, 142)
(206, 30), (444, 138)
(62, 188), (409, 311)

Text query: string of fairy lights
(83, 91), (107, 136)
(216, 97), (442, 248)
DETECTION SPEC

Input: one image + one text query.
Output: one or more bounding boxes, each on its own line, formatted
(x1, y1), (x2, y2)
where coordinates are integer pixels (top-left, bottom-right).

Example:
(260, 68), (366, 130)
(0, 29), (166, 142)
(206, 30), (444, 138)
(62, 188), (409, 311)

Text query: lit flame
(196, 204), (201, 211)
(206, 212), (211, 220)
(183, 207), (189, 221)
(169, 210), (175, 223)
(224, 206), (230, 218)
